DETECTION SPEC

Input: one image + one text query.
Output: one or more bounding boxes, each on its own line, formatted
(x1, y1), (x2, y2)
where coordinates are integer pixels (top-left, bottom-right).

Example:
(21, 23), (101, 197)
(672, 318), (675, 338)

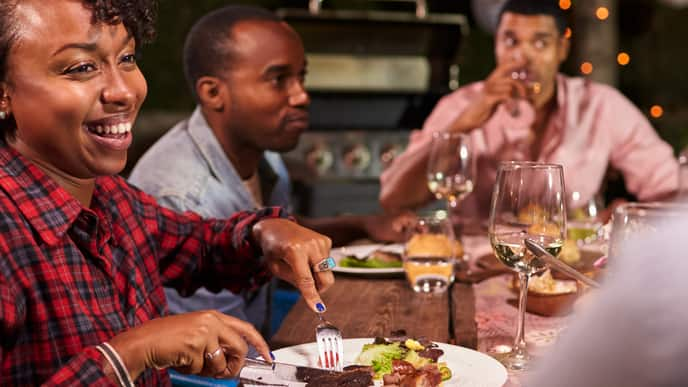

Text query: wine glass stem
(513, 272), (530, 358)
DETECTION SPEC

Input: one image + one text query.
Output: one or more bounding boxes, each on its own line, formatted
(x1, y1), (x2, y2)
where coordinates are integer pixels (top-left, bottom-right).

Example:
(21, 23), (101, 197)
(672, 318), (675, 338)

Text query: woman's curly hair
(83, 0), (158, 46)
(0, 0), (157, 139)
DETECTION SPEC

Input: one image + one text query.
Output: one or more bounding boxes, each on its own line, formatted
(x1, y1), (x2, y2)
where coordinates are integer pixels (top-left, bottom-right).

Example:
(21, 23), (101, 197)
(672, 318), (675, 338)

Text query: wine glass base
(490, 349), (531, 371)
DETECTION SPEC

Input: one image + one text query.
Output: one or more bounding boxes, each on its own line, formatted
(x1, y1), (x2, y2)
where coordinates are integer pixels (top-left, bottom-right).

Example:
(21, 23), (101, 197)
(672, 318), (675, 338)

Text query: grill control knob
(305, 144), (333, 176)
(341, 144), (371, 173)
(379, 143), (403, 170)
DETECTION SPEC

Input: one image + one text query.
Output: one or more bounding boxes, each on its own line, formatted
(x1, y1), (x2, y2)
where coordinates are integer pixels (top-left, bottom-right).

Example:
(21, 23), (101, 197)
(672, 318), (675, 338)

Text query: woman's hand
(252, 218), (334, 313)
(108, 311), (270, 381)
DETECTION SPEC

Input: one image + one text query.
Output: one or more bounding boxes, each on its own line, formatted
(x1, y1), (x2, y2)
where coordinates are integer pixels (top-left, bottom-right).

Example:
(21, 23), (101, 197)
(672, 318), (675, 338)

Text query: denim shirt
(128, 107), (291, 331)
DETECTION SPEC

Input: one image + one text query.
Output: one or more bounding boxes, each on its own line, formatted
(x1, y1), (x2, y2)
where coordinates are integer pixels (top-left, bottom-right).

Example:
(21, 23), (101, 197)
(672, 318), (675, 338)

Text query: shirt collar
(538, 74), (570, 159)
(187, 107), (243, 186)
(0, 142), (83, 245)
(553, 73), (567, 121)
(187, 106), (278, 206)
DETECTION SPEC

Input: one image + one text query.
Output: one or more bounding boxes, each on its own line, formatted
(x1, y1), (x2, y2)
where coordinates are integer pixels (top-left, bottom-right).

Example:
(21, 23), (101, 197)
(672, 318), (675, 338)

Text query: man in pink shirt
(380, 0), (679, 219)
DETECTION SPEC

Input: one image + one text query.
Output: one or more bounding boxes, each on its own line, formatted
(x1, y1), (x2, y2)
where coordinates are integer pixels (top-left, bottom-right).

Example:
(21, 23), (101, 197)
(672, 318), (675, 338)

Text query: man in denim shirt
(129, 5), (411, 334)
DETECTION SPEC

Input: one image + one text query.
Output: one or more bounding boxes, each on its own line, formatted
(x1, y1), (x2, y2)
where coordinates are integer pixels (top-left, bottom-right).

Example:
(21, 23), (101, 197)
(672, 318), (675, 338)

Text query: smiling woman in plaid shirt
(0, 0), (336, 386)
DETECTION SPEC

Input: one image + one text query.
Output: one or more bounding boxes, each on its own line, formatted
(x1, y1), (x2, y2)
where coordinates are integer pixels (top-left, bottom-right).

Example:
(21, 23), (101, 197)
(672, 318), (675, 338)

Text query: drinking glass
(678, 147), (688, 200)
(427, 132), (474, 210)
(608, 202), (688, 263)
(488, 162), (566, 370)
(402, 210), (456, 294)
(567, 192), (604, 246)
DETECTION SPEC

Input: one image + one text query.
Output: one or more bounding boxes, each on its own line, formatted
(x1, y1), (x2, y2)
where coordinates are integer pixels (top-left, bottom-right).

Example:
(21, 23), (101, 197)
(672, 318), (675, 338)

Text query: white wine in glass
(427, 132), (474, 209)
(488, 161), (566, 371)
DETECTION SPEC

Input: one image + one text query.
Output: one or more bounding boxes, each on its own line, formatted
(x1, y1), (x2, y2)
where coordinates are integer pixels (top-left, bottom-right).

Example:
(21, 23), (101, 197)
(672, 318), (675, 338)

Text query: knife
(524, 239), (601, 288)
(242, 358), (341, 383)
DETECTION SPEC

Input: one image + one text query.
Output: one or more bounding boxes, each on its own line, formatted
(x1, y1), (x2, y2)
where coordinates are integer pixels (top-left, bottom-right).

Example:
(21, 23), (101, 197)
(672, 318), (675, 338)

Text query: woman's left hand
(252, 218), (333, 313)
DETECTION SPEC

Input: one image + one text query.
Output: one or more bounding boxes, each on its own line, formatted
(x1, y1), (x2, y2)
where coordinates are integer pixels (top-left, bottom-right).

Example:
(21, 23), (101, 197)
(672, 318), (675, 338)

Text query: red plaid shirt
(0, 143), (286, 386)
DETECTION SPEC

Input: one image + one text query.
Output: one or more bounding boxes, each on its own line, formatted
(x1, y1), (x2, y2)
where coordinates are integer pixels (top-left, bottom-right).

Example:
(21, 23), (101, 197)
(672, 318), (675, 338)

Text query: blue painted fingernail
(316, 302), (326, 313)
(270, 352), (276, 360)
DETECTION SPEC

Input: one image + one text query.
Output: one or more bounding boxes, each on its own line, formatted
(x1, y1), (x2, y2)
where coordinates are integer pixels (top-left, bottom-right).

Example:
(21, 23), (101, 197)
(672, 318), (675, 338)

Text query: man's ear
(196, 76), (228, 111)
(558, 35), (571, 64)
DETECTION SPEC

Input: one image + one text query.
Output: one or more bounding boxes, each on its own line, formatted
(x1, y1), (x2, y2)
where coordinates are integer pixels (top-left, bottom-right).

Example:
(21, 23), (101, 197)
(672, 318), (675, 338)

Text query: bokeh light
(650, 105), (664, 118)
(559, 0), (572, 10)
(596, 7), (609, 20)
(580, 62), (593, 75)
(564, 27), (572, 39)
(617, 52), (630, 66)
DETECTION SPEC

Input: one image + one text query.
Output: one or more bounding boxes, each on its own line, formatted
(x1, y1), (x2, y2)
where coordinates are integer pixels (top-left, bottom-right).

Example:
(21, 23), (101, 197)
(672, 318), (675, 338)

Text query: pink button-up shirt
(382, 74), (679, 218)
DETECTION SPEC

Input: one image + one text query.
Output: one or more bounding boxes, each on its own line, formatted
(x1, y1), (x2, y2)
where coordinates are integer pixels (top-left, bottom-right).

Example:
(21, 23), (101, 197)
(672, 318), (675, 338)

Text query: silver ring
(205, 347), (223, 361)
(313, 257), (336, 272)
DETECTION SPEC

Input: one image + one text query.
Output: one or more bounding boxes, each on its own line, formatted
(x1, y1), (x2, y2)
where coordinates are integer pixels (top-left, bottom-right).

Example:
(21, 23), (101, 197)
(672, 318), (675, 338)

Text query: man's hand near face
(447, 57), (528, 134)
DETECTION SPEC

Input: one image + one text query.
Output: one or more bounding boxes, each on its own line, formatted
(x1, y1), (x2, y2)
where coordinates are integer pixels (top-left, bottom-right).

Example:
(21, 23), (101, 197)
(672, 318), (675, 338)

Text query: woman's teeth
(89, 122), (132, 135)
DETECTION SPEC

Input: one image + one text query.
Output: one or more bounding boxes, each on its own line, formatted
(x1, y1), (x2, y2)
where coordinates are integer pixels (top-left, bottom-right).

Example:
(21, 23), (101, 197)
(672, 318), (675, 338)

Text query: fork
(315, 313), (344, 371)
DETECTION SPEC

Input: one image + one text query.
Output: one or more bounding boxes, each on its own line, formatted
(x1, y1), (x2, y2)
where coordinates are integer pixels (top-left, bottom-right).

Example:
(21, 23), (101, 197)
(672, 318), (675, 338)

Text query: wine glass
(567, 191), (604, 246)
(488, 161), (566, 370)
(402, 210), (457, 294)
(427, 131), (474, 210)
(508, 51), (541, 117)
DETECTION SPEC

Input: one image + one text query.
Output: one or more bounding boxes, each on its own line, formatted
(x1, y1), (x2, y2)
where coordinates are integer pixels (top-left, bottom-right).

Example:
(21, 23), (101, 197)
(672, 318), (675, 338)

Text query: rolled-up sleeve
(132, 187), (291, 296)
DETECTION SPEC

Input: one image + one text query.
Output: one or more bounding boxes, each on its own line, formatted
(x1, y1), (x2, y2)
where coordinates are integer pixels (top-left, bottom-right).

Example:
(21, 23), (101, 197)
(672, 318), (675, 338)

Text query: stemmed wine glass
(508, 51), (541, 117)
(488, 162), (566, 370)
(427, 131), (474, 210)
(567, 192), (604, 246)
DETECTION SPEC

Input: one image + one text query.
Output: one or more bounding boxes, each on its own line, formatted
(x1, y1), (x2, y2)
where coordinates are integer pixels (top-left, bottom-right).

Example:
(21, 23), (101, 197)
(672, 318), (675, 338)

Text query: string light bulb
(596, 7), (609, 20)
(617, 52), (630, 66)
(580, 62), (593, 75)
(559, 0), (572, 10)
(650, 105), (664, 118)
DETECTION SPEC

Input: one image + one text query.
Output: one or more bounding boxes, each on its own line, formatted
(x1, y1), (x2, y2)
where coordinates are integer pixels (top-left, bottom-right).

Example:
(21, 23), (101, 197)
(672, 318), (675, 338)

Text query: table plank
(271, 276), (450, 349)
(452, 282), (478, 349)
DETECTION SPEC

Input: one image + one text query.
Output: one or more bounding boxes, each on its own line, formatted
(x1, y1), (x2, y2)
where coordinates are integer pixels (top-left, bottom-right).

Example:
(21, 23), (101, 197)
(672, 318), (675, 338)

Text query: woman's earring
(0, 111), (6, 120)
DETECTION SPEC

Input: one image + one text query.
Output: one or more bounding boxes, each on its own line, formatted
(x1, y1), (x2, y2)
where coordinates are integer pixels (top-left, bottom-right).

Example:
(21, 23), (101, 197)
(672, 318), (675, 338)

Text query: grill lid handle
(309, 0), (428, 18)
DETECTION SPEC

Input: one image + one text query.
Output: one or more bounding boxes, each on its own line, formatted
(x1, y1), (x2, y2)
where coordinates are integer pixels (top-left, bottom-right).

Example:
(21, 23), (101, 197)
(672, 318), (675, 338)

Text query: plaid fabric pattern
(0, 143), (286, 386)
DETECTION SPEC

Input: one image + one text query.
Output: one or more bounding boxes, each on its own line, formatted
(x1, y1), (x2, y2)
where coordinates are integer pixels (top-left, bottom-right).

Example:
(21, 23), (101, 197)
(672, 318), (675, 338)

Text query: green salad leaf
(355, 342), (406, 378)
(339, 255), (402, 269)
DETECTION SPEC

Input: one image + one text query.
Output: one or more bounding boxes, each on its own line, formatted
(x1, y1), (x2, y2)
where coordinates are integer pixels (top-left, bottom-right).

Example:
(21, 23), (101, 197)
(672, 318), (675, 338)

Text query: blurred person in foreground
(379, 0), (679, 220)
(129, 5), (412, 331)
(0, 0), (334, 385)
(528, 213), (688, 387)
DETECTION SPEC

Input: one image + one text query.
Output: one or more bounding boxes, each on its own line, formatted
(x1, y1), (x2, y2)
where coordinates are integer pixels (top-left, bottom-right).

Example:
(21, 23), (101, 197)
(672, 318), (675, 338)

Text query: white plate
(331, 244), (405, 276)
(271, 338), (507, 387)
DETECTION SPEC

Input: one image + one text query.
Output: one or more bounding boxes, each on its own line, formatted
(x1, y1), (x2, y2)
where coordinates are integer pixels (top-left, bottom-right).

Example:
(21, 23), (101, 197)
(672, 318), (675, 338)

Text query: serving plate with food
(331, 237), (467, 277)
(330, 244), (406, 276)
(268, 336), (507, 387)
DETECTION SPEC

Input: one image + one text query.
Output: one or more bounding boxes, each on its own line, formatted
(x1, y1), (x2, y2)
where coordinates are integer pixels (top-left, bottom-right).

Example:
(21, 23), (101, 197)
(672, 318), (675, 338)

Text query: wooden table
(270, 276), (477, 349)
(271, 236), (577, 387)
